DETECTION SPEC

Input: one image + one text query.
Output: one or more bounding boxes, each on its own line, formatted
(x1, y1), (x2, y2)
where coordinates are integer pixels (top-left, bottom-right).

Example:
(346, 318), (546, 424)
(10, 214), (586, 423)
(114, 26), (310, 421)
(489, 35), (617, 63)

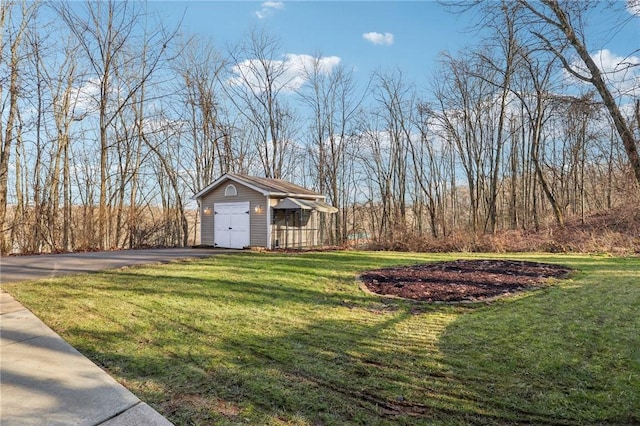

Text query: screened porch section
(271, 198), (338, 249)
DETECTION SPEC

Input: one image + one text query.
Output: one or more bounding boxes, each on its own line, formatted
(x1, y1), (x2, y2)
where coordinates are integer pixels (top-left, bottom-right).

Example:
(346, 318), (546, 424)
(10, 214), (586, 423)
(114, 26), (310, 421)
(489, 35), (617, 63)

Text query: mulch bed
(360, 259), (572, 303)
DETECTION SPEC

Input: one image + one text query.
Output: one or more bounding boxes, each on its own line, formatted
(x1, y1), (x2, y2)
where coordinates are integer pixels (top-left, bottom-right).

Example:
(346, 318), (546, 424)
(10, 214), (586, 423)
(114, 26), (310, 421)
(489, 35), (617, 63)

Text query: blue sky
(145, 1), (640, 102)
(148, 1), (482, 88)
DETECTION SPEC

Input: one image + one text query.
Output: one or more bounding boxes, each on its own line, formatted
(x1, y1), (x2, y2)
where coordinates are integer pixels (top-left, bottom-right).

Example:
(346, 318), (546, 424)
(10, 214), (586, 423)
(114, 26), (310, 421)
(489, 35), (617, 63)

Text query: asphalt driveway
(0, 248), (234, 284)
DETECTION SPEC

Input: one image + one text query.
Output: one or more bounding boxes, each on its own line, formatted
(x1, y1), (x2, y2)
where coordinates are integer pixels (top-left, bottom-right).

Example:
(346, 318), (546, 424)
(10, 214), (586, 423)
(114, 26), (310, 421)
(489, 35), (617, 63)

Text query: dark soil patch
(360, 259), (572, 302)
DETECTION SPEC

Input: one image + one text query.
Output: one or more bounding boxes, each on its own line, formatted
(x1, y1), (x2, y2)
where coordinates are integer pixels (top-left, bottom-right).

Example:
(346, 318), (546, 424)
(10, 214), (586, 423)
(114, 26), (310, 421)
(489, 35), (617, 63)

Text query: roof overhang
(193, 173), (325, 200)
(272, 197), (338, 213)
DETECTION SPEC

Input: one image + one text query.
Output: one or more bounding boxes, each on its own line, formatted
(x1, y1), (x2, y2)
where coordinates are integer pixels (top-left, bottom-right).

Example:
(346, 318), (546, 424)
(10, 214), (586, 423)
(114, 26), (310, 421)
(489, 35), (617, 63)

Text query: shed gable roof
(193, 173), (323, 200)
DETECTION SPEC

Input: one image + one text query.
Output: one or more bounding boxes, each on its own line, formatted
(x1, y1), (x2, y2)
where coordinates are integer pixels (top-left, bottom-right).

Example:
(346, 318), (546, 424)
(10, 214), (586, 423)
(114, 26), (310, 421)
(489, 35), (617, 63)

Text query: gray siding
(199, 179), (269, 247)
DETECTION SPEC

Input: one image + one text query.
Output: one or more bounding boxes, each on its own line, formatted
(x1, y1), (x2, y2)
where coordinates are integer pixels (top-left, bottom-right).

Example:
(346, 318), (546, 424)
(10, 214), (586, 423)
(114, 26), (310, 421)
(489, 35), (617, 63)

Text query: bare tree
(473, 1), (521, 233)
(224, 29), (297, 179)
(143, 119), (190, 247)
(355, 70), (416, 242)
(516, 0), (640, 186)
(516, 48), (565, 227)
(409, 103), (452, 238)
(55, 0), (175, 249)
(172, 36), (230, 192)
(44, 35), (83, 252)
(0, 2), (38, 253)
(432, 53), (496, 234)
(298, 56), (361, 243)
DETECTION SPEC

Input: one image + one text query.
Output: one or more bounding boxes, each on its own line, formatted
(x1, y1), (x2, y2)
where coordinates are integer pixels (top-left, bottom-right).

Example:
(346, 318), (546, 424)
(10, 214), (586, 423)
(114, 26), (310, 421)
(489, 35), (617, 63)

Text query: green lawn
(4, 251), (640, 425)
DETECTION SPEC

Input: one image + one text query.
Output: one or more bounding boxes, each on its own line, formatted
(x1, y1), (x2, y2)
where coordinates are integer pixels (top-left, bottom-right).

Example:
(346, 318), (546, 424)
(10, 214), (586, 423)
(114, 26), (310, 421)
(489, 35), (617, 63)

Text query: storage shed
(193, 173), (337, 249)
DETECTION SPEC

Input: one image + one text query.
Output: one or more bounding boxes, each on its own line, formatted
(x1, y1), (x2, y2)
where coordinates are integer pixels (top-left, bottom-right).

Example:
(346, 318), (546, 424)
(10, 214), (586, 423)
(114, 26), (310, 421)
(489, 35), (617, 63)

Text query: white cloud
(591, 49), (640, 97)
(284, 53), (341, 88)
(256, 1), (284, 19)
(627, 0), (640, 16)
(566, 49), (640, 98)
(362, 32), (394, 46)
(229, 53), (341, 94)
(68, 77), (101, 116)
(263, 1), (284, 8)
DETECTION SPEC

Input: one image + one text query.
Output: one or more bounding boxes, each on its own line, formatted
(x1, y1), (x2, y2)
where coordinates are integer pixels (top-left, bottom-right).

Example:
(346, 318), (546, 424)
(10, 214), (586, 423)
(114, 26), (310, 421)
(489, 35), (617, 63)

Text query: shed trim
(272, 197), (338, 213)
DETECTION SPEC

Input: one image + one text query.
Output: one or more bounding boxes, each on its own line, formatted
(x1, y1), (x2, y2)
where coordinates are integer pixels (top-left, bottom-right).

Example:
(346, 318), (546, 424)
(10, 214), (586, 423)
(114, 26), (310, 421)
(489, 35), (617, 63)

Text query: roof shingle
(193, 173), (323, 200)
(227, 174), (319, 196)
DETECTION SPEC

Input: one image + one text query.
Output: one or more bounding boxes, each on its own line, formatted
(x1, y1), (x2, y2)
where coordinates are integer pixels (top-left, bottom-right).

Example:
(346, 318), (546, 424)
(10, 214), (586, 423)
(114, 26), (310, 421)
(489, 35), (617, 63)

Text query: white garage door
(214, 202), (250, 249)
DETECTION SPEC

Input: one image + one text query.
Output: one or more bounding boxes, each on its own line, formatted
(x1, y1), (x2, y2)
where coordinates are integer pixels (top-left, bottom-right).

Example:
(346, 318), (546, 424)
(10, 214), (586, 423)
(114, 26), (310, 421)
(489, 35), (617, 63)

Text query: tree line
(1, 0), (638, 254)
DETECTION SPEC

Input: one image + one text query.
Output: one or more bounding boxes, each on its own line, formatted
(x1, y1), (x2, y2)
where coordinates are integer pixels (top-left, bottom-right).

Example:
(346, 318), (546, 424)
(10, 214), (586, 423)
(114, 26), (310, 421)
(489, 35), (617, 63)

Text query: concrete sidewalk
(0, 291), (173, 425)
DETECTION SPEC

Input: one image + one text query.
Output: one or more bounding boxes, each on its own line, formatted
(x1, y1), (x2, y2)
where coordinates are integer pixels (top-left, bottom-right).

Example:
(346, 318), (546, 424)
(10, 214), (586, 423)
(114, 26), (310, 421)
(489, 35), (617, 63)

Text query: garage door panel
(214, 202), (250, 249)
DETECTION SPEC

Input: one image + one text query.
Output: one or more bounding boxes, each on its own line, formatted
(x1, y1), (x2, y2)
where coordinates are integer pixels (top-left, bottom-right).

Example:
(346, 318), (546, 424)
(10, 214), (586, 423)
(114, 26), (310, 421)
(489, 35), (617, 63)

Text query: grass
(4, 251), (640, 425)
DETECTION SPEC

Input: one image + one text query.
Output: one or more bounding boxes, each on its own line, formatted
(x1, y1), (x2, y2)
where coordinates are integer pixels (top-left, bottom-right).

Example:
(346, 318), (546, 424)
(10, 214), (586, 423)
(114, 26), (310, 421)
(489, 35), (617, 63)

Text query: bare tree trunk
(519, 0), (640, 186)
(0, 3), (35, 253)
(509, 116), (519, 230)
(530, 110), (564, 227)
(10, 113), (25, 253)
